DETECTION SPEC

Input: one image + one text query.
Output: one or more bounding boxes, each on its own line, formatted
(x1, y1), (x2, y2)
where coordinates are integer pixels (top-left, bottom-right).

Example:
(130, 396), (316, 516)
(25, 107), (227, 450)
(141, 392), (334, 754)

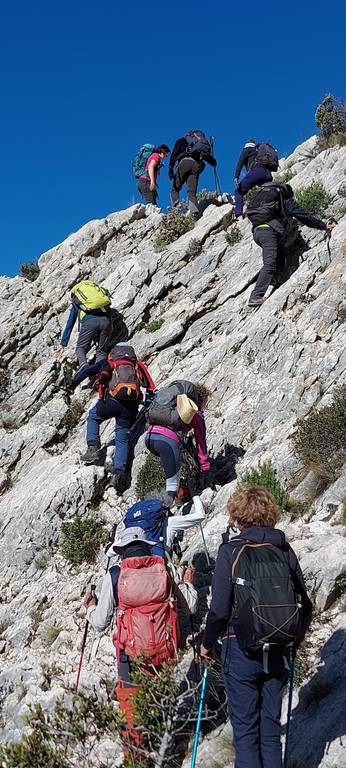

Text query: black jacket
(169, 137), (216, 175)
(234, 142), (257, 180)
(271, 196), (327, 235)
(203, 526), (312, 650)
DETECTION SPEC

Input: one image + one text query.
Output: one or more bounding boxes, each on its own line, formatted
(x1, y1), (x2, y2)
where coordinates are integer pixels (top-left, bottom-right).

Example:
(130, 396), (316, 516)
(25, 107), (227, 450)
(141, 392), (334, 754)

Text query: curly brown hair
(227, 484), (279, 529)
(193, 382), (213, 405)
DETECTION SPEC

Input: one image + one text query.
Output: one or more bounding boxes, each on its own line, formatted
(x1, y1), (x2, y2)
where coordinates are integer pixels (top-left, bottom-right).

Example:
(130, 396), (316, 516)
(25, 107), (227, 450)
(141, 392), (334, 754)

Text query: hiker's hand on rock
(53, 345), (65, 360)
(83, 594), (97, 608)
(183, 566), (195, 585)
(326, 220), (337, 231)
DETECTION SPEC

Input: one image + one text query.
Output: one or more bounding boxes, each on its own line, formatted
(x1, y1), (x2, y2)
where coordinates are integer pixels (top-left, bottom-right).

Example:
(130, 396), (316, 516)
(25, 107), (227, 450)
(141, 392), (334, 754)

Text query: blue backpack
(132, 144), (155, 179)
(124, 499), (166, 557)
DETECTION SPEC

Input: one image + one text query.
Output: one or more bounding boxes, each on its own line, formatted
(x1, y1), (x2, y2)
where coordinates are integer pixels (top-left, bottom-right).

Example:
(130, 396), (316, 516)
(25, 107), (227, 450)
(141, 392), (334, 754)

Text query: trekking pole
(209, 135), (222, 197)
(191, 666), (208, 768)
(283, 651), (295, 768)
(76, 584), (96, 691)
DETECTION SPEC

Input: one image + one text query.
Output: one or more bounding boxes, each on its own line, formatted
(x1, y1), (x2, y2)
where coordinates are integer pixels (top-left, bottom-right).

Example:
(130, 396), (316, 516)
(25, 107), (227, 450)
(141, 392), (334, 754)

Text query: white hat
(107, 526), (156, 556)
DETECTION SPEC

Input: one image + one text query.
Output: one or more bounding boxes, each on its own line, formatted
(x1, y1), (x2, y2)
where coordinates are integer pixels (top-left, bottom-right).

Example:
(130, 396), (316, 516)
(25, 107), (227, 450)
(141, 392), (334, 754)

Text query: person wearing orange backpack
(84, 526), (197, 757)
(72, 342), (155, 493)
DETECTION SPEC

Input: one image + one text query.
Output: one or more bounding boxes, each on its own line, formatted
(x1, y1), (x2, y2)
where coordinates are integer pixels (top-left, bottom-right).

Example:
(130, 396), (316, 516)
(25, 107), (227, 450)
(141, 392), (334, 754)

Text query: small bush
(153, 209), (194, 252)
(337, 203), (346, 218)
(41, 624), (62, 648)
(239, 461), (290, 511)
(0, 369), (10, 395)
(315, 93), (346, 138)
(19, 261), (40, 282)
(338, 183), (346, 198)
(136, 454), (166, 499)
(60, 399), (84, 430)
(0, 619), (11, 637)
(318, 132), (346, 150)
(225, 225), (242, 247)
(60, 515), (106, 565)
(335, 573), (346, 597)
(185, 238), (202, 259)
(295, 181), (333, 216)
(145, 318), (165, 334)
(0, 693), (121, 768)
(244, 186), (260, 205)
(0, 415), (18, 431)
(197, 189), (218, 202)
(292, 385), (346, 480)
(279, 168), (294, 183)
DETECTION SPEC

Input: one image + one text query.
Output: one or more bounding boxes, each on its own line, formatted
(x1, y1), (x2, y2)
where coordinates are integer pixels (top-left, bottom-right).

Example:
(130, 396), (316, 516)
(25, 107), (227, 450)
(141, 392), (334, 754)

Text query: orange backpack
(114, 555), (179, 667)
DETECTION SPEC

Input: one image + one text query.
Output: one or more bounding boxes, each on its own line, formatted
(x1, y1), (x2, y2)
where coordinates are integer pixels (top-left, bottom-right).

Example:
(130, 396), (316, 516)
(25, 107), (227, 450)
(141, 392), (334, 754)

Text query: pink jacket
(147, 411), (211, 472)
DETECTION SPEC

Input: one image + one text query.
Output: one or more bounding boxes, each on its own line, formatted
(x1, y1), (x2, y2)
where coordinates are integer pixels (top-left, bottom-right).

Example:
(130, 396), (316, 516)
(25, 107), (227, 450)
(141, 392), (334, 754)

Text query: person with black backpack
(234, 141), (278, 218)
(133, 144), (170, 205)
(145, 381), (211, 498)
(246, 182), (337, 306)
(169, 131), (217, 218)
(200, 484), (312, 768)
(73, 343), (155, 493)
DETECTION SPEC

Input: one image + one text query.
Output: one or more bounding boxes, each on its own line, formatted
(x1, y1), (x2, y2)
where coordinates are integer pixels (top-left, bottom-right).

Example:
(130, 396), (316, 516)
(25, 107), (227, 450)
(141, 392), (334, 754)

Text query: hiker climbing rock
(234, 141), (279, 218)
(133, 143), (170, 205)
(247, 182), (337, 306)
(76, 343), (155, 493)
(145, 381), (211, 498)
(84, 526), (197, 757)
(200, 485), (312, 768)
(53, 279), (112, 370)
(119, 491), (207, 558)
(169, 130), (217, 218)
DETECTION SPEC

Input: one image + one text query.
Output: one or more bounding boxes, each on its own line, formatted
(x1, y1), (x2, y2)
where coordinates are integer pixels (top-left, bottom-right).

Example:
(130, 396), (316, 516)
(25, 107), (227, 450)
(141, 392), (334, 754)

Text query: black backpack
(230, 540), (303, 670)
(247, 182), (293, 227)
(147, 380), (199, 432)
(254, 142), (279, 171)
(184, 131), (212, 160)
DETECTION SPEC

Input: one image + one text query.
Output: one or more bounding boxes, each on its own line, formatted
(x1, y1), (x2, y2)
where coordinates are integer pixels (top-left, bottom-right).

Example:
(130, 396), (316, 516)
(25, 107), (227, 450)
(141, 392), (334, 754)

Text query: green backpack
(71, 280), (111, 312)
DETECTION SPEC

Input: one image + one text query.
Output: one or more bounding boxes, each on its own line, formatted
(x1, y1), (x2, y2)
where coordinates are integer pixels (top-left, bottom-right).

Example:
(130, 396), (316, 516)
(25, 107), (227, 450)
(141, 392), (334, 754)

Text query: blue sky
(1, 0), (345, 277)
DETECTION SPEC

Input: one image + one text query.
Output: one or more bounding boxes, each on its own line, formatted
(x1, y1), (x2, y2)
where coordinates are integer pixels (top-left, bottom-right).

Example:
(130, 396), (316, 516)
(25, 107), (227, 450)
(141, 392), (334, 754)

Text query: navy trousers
(87, 397), (138, 471)
(234, 166), (273, 216)
(222, 637), (288, 768)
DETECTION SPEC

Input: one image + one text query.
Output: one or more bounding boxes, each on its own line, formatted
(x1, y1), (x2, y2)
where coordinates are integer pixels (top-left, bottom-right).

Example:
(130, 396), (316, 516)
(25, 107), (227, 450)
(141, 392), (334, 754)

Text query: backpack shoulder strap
(109, 565), (120, 604)
(231, 542), (273, 579)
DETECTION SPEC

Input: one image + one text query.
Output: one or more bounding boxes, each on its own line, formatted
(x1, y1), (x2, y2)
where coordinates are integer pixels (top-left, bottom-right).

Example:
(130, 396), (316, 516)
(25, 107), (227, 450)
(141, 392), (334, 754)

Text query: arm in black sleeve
(234, 148), (248, 180)
(288, 546), (313, 637)
(72, 358), (109, 387)
(202, 543), (234, 649)
(286, 198), (327, 230)
(205, 153), (217, 167)
(169, 138), (188, 173)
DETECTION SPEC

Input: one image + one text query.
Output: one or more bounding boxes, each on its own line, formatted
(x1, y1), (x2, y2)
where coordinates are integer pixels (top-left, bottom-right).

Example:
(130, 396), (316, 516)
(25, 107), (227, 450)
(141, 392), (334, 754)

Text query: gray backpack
(148, 380), (199, 432)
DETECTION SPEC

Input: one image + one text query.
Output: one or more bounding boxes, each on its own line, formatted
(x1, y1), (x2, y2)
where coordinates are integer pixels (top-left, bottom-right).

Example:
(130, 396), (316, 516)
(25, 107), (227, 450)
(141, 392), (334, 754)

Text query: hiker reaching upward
(200, 485), (312, 768)
(246, 182), (337, 307)
(145, 381), (212, 498)
(75, 343), (155, 493)
(53, 279), (112, 370)
(133, 143), (170, 205)
(84, 526), (197, 757)
(234, 141), (279, 218)
(169, 130), (217, 219)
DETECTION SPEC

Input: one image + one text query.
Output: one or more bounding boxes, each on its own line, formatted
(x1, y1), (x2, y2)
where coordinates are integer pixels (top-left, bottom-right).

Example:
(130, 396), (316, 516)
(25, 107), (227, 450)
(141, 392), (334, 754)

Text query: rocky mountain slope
(0, 136), (345, 767)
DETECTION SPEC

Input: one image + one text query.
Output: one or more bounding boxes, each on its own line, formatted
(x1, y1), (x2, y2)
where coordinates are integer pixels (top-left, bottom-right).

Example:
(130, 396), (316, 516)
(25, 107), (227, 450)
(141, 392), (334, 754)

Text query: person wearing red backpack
(200, 485), (312, 768)
(84, 526), (197, 756)
(73, 343), (155, 493)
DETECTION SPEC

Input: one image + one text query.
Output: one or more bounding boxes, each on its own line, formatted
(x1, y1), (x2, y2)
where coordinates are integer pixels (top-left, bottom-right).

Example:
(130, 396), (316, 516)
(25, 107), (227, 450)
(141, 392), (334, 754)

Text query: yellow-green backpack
(71, 280), (111, 312)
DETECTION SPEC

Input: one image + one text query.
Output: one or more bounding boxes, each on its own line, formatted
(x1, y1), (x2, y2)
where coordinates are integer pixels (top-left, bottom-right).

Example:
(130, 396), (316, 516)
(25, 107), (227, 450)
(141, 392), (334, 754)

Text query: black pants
(171, 158), (201, 215)
(250, 227), (285, 300)
(137, 178), (158, 205)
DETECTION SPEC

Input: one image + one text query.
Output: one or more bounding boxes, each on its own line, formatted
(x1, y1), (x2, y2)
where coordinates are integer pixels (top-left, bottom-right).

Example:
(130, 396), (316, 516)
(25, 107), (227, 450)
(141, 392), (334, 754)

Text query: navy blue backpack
(124, 499), (166, 557)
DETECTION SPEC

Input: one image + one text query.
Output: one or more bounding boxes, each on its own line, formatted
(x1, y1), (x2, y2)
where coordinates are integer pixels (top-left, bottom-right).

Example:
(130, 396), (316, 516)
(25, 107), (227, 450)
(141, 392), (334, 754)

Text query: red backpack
(106, 344), (142, 402)
(114, 555), (179, 667)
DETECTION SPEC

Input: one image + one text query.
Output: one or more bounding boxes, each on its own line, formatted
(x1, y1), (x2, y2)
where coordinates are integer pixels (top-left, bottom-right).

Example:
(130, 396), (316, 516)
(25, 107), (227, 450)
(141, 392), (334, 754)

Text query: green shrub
(337, 203), (346, 218)
(335, 573), (346, 597)
(145, 318), (165, 333)
(0, 369), (10, 396)
(244, 186), (260, 204)
(60, 515), (106, 565)
(279, 168), (294, 183)
(315, 93), (346, 138)
(318, 132), (346, 150)
(295, 182), (333, 216)
(185, 238), (202, 259)
(292, 385), (346, 480)
(153, 209), (194, 252)
(19, 261), (40, 282)
(239, 461), (290, 511)
(197, 189), (218, 202)
(41, 624), (62, 648)
(225, 225), (242, 247)
(60, 399), (85, 430)
(0, 693), (121, 768)
(131, 661), (180, 766)
(338, 183), (346, 198)
(136, 454), (166, 499)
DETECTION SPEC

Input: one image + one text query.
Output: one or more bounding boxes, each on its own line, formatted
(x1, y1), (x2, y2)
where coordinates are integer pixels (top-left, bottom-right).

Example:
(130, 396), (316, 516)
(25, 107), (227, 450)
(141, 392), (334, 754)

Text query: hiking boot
(248, 297), (265, 307)
(110, 471), (128, 494)
(81, 445), (102, 465)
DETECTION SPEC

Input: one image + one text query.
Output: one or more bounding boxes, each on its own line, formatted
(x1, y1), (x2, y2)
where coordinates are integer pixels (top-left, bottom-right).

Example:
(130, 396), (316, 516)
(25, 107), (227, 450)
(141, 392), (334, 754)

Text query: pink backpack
(114, 555), (179, 667)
